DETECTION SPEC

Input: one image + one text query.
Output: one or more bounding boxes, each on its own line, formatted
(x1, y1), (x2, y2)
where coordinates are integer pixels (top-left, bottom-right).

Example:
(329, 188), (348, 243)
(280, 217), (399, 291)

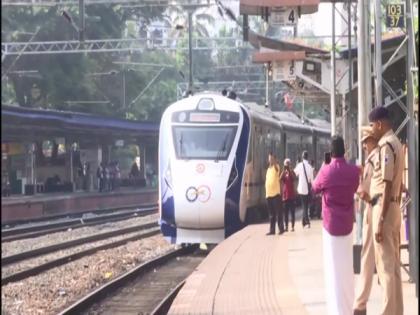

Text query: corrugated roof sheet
(1, 105), (158, 133)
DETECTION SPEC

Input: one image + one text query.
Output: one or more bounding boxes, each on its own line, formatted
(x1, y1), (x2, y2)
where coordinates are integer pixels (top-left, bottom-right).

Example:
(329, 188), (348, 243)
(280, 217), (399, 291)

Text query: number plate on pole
(386, 3), (405, 28)
(272, 61), (296, 82)
(270, 7), (298, 26)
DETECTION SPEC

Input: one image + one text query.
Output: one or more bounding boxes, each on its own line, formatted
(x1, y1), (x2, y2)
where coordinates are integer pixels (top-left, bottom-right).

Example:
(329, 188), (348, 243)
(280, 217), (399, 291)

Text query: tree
(1, 4), (168, 118)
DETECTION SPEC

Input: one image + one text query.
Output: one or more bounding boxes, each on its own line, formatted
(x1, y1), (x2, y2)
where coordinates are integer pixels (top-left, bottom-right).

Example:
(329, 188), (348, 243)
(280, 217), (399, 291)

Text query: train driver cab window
(173, 126), (237, 160)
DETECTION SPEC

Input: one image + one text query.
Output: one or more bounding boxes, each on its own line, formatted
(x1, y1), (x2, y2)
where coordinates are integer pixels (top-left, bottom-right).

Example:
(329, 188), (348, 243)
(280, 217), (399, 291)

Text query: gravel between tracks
(1, 227), (156, 279)
(1, 214), (159, 257)
(1, 235), (176, 315)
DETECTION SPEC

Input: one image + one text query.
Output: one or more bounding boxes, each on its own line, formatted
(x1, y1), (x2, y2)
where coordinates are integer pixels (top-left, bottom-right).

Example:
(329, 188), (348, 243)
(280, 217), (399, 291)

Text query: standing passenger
(368, 106), (404, 315)
(97, 162), (104, 192)
(294, 151), (314, 228)
(312, 135), (359, 315)
(281, 158), (296, 232)
(265, 152), (284, 235)
(353, 126), (379, 315)
(115, 161), (121, 190)
(104, 163), (111, 191)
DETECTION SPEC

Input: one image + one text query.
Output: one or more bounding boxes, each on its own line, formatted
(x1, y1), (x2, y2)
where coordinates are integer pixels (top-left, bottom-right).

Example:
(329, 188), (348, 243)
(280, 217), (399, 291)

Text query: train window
(301, 134), (313, 159)
(172, 126), (237, 160)
(286, 133), (300, 163)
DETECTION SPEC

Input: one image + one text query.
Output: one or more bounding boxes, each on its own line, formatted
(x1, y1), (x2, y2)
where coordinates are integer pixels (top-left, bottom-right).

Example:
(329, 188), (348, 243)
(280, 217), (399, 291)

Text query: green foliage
(1, 4), (220, 122)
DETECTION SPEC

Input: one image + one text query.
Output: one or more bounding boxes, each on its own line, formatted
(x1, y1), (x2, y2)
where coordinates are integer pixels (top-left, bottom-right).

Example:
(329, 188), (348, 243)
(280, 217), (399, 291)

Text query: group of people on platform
(96, 160), (121, 192)
(265, 106), (406, 315)
(265, 151), (315, 235)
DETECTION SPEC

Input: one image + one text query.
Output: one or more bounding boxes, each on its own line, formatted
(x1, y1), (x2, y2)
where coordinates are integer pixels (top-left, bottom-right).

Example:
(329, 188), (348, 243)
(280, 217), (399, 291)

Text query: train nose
(172, 164), (226, 230)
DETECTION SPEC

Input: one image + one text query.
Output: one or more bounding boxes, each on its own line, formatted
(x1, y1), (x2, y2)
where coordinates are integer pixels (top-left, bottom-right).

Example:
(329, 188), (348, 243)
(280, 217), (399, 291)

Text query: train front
(158, 94), (250, 244)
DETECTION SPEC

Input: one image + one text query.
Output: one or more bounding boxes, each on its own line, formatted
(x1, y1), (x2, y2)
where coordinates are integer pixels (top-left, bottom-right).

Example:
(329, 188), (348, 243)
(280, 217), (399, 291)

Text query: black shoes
(266, 232), (275, 235)
(302, 220), (311, 228)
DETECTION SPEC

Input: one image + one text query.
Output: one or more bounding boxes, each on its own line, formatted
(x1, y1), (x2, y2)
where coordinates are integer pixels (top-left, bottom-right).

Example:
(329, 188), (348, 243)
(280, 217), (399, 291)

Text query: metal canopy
(1, 105), (158, 144)
(240, 0), (319, 15)
(252, 51), (306, 63)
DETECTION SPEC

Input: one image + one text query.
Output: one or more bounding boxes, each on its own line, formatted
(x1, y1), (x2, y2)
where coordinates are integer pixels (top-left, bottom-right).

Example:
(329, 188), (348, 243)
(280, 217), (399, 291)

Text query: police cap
(368, 106), (390, 122)
(361, 125), (375, 142)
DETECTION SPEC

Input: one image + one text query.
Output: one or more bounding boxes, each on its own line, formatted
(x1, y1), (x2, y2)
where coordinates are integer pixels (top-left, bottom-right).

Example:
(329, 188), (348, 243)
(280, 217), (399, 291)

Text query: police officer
(368, 106), (404, 315)
(353, 126), (379, 315)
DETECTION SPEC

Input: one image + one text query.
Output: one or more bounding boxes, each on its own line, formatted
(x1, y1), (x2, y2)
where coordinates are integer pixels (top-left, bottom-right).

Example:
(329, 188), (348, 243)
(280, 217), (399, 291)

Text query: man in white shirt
(294, 151), (314, 228)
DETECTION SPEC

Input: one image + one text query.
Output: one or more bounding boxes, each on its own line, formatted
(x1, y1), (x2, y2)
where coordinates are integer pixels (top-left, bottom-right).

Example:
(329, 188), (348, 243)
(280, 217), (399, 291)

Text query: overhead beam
(1, 37), (254, 56)
(1, 0), (218, 6)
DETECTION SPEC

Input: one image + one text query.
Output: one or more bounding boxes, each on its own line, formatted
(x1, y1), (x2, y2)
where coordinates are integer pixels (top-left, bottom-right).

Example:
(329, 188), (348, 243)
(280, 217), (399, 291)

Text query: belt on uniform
(370, 194), (400, 206)
(390, 196), (401, 203)
(370, 194), (381, 207)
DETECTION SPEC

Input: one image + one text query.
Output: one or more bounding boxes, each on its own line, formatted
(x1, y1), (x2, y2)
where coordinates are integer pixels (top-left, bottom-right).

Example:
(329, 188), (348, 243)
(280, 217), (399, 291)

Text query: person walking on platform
(368, 106), (404, 315)
(281, 158), (296, 232)
(353, 126), (379, 315)
(265, 152), (284, 235)
(294, 151), (314, 228)
(312, 135), (359, 315)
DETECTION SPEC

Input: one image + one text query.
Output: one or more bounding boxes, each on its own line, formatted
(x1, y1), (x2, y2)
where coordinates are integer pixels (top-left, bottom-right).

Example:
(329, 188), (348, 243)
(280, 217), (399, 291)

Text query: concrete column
(357, 0), (372, 163)
(406, 0), (419, 296)
(330, 2), (337, 135)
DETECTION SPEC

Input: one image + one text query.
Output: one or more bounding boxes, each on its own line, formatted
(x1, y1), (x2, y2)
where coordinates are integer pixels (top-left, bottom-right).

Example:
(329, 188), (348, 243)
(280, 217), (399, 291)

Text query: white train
(159, 92), (330, 244)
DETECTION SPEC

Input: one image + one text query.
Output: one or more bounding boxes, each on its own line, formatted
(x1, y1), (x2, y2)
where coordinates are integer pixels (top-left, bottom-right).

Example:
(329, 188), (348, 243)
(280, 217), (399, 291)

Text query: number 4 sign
(270, 7), (298, 26)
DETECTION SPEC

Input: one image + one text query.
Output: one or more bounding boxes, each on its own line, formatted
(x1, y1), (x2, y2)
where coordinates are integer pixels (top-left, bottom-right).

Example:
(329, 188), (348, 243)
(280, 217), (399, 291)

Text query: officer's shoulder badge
(384, 153), (389, 164)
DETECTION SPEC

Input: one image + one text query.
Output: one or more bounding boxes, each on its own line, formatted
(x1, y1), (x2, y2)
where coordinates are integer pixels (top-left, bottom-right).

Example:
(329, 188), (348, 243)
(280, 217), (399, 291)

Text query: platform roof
(240, 0), (319, 15)
(252, 50), (306, 63)
(1, 105), (159, 144)
(339, 32), (407, 59)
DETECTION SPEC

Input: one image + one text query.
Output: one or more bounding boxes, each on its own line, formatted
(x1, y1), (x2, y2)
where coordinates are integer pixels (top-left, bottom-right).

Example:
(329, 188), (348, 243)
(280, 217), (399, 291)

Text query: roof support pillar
(406, 0), (419, 297)
(357, 0), (372, 163)
(330, 1), (337, 135)
(374, 0), (382, 107)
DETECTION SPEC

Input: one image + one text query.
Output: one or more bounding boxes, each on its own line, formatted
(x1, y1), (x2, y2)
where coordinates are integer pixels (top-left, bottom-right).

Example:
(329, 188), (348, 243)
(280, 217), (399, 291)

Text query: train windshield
(173, 126), (237, 160)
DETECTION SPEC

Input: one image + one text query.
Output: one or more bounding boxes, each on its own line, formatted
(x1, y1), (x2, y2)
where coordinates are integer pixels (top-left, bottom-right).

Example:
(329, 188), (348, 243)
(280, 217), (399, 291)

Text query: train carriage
(159, 92), (330, 244)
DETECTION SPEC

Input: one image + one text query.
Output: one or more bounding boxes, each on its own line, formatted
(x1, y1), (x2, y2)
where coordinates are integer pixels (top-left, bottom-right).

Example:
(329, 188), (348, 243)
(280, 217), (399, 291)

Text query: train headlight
(197, 98), (215, 111)
(178, 112), (186, 122)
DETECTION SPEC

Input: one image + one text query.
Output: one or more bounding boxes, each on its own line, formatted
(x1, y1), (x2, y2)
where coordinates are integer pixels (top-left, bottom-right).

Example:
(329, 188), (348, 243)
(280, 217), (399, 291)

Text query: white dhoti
(322, 227), (354, 315)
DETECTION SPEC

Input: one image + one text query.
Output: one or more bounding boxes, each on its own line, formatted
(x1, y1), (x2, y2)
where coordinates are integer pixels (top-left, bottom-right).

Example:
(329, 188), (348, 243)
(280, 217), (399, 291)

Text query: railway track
(58, 245), (205, 315)
(2, 223), (160, 285)
(1, 202), (158, 230)
(1, 205), (157, 243)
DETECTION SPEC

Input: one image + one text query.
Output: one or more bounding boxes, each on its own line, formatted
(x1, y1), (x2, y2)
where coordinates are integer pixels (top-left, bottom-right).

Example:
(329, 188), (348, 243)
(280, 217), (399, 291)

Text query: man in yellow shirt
(265, 152), (284, 235)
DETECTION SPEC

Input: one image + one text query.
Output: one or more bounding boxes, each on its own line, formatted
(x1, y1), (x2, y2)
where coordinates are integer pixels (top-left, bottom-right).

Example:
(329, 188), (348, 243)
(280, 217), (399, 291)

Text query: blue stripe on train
(160, 178), (176, 239)
(224, 107), (250, 238)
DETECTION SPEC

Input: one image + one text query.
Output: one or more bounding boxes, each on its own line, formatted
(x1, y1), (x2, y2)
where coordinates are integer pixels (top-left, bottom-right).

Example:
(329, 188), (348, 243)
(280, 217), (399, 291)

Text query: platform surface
(169, 220), (418, 315)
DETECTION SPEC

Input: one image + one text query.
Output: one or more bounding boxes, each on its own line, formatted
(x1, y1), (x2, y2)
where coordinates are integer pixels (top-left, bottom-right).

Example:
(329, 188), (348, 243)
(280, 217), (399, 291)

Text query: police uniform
(369, 108), (404, 315)
(354, 127), (379, 312)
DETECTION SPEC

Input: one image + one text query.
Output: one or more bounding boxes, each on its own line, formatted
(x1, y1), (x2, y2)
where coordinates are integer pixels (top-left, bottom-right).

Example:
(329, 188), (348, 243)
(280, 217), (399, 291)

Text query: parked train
(159, 92), (330, 244)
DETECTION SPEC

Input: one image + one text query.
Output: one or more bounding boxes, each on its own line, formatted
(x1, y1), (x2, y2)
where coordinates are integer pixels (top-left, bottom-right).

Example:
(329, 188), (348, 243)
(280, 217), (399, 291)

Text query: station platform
(169, 220), (418, 315)
(1, 187), (157, 223)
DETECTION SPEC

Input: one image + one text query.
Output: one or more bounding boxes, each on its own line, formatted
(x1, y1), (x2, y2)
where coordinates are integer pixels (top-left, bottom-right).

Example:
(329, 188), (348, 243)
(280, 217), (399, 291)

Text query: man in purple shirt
(312, 135), (360, 315)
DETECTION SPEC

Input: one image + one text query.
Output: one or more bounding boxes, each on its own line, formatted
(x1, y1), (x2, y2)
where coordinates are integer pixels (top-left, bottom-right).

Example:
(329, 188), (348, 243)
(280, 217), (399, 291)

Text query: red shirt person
(280, 158), (296, 231)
